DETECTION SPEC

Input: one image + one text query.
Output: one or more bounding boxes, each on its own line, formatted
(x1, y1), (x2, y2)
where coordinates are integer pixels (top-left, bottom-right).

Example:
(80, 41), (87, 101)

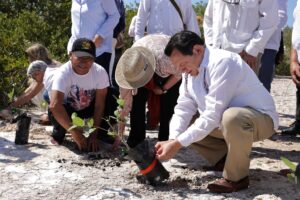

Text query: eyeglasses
(222, 0), (240, 4)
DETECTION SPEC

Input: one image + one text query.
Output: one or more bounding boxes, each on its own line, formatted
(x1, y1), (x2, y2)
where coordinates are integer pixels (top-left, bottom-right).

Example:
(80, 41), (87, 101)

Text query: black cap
(71, 38), (96, 58)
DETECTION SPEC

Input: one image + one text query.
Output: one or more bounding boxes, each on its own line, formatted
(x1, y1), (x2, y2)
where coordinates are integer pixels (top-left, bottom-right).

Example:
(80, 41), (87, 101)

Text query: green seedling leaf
(287, 173), (296, 182)
(117, 98), (125, 107)
(107, 131), (117, 137)
(40, 100), (48, 109)
(114, 110), (120, 118)
(71, 113), (84, 127)
(281, 156), (296, 171)
(87, 118), (94, 128)
(68, 125), (78, 132)
(71, 112), (78, 120)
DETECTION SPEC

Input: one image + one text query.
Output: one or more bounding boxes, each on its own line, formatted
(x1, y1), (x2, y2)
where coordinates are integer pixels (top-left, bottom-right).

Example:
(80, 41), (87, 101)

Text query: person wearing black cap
(49, 38), (110, 152)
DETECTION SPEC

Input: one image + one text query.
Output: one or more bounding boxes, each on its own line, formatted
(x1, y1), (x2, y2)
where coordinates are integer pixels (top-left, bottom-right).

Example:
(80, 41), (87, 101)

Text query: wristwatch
(160, 86), (167, 94)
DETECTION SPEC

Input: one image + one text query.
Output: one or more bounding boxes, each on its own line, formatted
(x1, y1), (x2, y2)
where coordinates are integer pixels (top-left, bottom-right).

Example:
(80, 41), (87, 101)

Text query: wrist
(159, 85), (168, 94)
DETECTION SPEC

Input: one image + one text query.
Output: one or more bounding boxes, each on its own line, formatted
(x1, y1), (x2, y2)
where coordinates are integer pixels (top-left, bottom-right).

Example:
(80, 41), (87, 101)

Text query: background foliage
(0, 1), (291, 108)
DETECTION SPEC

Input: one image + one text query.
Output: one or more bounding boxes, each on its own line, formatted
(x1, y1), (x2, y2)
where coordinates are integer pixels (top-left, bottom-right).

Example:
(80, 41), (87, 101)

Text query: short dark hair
(164, 31), (204, 56)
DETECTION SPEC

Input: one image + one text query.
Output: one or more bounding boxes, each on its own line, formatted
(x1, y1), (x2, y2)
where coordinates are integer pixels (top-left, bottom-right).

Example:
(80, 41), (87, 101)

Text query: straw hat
(115, 46), (156, 89)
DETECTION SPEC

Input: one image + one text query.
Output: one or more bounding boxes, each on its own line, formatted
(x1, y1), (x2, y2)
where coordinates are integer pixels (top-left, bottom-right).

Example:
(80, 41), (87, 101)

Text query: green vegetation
(0, 1), (291, 108)
(280, 156), (297, 183)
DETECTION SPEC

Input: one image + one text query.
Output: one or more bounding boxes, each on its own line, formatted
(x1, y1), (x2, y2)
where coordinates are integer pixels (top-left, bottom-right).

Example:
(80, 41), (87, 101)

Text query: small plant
(280, 156), (298, 184)
(106, 96), (130, 150)
(68, 112), (97, 137)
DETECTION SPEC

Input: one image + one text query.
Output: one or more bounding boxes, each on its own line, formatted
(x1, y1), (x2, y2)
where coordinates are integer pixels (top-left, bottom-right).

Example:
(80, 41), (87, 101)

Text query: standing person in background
(109, 0), (125, 90)
(258, 0), (288, 92)
(67, 0), (120, 134)
(134, 0), (201, 42)
(128, 15), (137, 39)
(4, 44), (61, 124)
(282, 0), (300, 136)
(203, 0), (279, 74)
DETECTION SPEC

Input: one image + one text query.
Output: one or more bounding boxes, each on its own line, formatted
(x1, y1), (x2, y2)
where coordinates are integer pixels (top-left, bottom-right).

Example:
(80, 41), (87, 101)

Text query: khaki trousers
(191, 107), (275, 182)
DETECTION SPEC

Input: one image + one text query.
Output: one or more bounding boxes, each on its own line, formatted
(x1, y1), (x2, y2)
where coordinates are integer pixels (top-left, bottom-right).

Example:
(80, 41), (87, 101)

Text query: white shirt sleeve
(245, 0), (279, 56)
(184, 0), (201, 36)
(95, 66), (110, 89)
(134, 0), (149, 41)
(51, 68), (68, 94)
(203, 0), (213, 46)
(97, 1), (120, 39)
(169, 79), (198, 140)
(175, 59), (244, 147)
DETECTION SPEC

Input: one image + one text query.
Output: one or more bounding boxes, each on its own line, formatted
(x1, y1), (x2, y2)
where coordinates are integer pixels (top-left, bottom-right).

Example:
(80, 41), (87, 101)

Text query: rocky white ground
(0, 77), (300, 200)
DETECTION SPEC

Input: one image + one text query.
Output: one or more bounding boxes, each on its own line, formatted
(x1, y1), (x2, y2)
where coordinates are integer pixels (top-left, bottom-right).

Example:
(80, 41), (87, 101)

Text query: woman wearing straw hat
(115, 34), (182, 148)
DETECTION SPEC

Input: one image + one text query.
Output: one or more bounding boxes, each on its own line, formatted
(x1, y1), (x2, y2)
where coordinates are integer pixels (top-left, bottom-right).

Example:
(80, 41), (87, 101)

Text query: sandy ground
(0, 77), (300, 200)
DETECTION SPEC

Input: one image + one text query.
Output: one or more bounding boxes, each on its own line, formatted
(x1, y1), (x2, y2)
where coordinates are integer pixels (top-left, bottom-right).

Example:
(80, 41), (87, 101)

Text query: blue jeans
(258, 49), (277, 92)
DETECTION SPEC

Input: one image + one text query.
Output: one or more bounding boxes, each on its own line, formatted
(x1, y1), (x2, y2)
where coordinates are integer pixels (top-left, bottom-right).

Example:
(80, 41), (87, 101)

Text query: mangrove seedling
(68, 112), (96, 137)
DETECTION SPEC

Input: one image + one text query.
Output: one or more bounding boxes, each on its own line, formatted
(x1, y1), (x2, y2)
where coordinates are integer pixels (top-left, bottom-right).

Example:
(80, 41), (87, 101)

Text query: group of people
(3, 0), (300, 194)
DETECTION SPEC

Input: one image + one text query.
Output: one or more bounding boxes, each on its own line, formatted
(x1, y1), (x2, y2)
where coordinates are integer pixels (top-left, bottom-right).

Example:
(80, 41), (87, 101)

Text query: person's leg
(282, 86), (300, 135)
(127, 87), (148, 148)
(158, 80), (181, 141)
(221, 107), (274, 181)
(95, 52), (112, 75)
(258, 49), (277, 92)
(49, 104), (75, 144)
(191, 128), (227, 165)
(98, 87), (119, 143)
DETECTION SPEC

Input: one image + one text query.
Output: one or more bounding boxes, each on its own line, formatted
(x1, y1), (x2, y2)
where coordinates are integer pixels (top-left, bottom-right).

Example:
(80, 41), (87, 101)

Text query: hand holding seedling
(87, 131), (100, 152)
(70, 128), (88, 151)
(68, 113), (98, 152)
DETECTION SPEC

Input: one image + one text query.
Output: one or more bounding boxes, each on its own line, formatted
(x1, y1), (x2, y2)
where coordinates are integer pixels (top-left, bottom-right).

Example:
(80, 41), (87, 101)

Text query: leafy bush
(0, 1), (71, 108)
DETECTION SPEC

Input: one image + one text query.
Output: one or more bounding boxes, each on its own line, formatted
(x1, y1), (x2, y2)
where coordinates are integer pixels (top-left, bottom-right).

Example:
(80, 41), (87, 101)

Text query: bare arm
(49, 90), (72, 130)
(153, 75), (180, 95)
(290, 48), (300, 86)
(11, 81), (44, 107)
(88, 88), (107, 152)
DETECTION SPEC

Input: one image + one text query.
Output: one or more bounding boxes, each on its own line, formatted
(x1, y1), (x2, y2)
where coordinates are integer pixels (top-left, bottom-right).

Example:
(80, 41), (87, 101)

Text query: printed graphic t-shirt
(52, 61), (109, 111)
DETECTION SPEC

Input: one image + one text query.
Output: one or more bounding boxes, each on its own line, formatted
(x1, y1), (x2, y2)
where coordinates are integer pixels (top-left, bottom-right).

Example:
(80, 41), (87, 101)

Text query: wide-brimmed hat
(115, 46), (156, 89)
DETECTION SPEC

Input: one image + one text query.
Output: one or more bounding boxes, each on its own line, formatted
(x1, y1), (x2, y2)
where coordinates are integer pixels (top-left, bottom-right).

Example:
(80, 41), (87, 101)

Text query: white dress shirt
(67, 0), (120, 57)
(169, 48), (279, 147)
(265, 0), (288, 51)
(134, 0), (200, 41)
(203, 0), (279, 57)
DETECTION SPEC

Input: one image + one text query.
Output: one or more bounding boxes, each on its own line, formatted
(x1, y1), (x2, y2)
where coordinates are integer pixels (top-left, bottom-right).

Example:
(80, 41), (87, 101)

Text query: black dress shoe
(281, 121), (300, 135)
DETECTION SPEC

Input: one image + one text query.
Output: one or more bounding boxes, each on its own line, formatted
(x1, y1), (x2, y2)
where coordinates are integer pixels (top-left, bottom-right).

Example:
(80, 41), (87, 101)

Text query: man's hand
(93, 34), (104, 48)
(87, 131), (100, 152)
(155, 139), (182, 160)
(239, 50), (257, 70)
(70, 129), (87, 151)
(290, 61), (300, 86)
